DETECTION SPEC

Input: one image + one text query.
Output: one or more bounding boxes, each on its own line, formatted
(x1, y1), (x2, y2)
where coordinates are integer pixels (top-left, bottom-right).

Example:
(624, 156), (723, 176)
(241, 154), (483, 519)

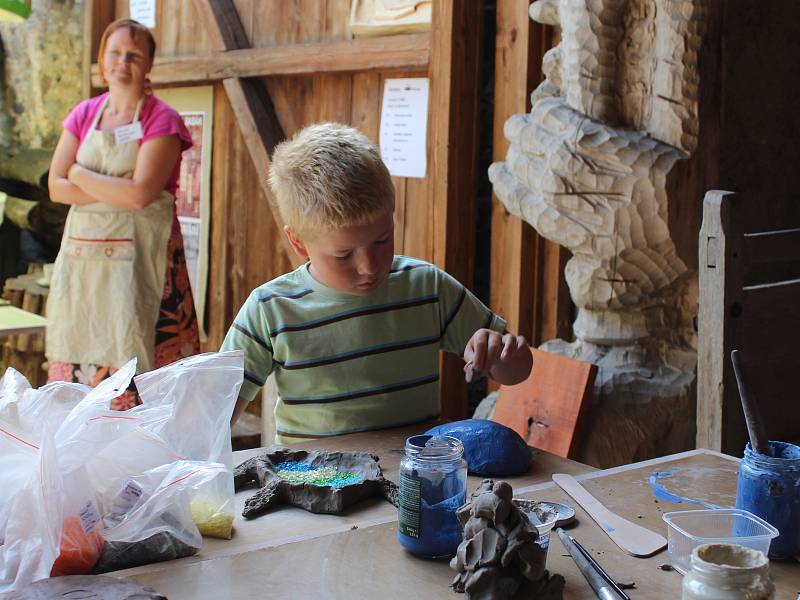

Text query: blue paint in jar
(397, 435), (467, 558)
(735, 441), (800, 559)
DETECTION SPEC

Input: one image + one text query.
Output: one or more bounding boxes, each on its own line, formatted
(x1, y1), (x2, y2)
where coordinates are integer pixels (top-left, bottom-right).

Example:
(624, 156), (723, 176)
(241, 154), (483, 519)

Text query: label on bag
(78, 500), (101, 534)
(114, 121), (144, 145)
(398, 471), (421, 538)
(116, 479), (144, 509)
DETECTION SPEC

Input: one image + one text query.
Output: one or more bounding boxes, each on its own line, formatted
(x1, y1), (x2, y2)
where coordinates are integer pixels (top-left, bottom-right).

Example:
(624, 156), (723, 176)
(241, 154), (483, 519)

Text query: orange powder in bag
(50, 516), (104, 576)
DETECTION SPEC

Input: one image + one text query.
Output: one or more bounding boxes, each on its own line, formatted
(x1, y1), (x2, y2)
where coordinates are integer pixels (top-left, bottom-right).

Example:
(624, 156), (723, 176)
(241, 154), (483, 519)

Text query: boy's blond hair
(268, 123), (395, 239)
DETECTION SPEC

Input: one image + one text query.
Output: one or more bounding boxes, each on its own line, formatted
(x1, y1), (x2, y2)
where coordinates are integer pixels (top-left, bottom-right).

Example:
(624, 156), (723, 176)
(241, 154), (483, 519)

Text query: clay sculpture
(426, 420), (532, 476)
(451, 480), (564, 600)
(234, 446), (398, 518)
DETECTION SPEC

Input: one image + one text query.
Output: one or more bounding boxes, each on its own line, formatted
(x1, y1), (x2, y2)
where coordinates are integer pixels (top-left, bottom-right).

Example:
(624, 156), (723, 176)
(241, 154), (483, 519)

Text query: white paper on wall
(379, 78), (429, 179)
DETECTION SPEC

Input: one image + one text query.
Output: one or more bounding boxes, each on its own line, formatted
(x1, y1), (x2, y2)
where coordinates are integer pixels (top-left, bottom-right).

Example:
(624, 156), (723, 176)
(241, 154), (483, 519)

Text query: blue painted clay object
(735, 441), (800, 559)
(425, 419), (532, 476)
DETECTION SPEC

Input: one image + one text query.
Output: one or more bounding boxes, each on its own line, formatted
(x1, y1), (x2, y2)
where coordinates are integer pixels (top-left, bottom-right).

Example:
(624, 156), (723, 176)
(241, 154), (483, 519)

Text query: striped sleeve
(220, 292), (274, 402)
(437, 269), (506, 356)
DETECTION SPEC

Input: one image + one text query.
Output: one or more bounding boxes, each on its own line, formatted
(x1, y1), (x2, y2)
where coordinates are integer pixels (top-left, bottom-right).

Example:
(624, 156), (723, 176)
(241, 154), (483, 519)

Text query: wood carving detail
(489, 0), (707, 466)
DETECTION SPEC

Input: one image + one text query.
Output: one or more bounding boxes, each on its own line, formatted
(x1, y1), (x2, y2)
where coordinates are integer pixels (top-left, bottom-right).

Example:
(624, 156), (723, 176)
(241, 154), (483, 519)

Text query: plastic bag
(134, 351), (243, 467)
(92, 461), (227, 573)
(0, 422), (62, 593)
(188, 464), (236, 539)
(0, 352), (243, 588)
(0, 367), (30, 425)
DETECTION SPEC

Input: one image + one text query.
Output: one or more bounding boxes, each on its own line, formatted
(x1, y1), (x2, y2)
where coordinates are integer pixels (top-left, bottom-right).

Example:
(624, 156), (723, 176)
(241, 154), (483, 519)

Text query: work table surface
(119, 426), (800, 599)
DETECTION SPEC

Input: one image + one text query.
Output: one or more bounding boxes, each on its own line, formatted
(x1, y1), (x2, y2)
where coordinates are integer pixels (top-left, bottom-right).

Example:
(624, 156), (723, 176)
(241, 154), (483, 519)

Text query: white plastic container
(512, 498), (559, 554)
(663, 509), (779, 575)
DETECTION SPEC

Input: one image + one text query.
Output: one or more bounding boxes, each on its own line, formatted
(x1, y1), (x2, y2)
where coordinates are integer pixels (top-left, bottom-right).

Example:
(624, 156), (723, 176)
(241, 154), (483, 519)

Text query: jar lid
(405, 434), (464, 461)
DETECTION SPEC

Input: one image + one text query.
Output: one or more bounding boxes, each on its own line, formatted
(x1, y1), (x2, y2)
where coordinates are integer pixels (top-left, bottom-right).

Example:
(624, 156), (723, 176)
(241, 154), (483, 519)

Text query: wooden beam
(490, 3), (570, 352)
(490, 0), (539, 346)
(193, 0), (298, 267)
(91, 34), (430, 88)
(82, 0), (94, 99)
(430, 0), (484, 420)
(84, 0), (114, 97)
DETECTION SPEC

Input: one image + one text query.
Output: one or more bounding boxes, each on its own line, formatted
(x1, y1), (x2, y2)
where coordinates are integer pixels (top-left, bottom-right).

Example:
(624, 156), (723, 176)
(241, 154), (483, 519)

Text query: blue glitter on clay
(275, 461), (316, 472)
(275, 460), (363, 488)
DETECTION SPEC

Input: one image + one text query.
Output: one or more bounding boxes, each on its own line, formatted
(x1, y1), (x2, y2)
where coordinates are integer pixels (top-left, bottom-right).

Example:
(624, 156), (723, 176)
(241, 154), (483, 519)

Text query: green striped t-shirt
(220, 255), (506, 443)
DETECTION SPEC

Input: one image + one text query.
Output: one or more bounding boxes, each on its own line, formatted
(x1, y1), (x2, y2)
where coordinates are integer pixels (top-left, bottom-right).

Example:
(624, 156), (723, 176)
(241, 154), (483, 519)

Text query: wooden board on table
(552, 473), (666, 558)
(494, 348), (596, 459)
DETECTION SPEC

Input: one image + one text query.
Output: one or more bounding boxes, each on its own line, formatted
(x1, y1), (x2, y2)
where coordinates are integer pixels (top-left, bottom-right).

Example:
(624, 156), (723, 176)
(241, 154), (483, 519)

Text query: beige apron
(46, 95), (174, 372)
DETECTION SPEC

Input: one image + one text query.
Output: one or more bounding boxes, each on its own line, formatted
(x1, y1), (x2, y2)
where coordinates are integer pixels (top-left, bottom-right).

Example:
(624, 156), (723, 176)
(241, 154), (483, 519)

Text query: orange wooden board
(494, 348), (596, 458)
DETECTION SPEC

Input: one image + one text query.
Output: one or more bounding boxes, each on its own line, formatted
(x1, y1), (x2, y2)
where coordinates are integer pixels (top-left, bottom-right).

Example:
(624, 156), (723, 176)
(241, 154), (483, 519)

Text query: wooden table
(0, 305), (46, 337)
(120, 431), (800, 599)
(1, 271), (48, 386)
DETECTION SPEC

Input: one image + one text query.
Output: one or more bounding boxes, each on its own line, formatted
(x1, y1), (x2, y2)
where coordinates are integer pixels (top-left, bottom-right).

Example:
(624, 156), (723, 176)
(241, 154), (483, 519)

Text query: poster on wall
(156, 86), (213, 342)
(379, 77), (429, 178)
(129, 0), (156, 28)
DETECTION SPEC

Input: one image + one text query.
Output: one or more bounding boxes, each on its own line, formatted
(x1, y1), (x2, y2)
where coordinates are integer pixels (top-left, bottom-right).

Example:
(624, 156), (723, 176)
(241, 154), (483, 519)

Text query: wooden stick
(730, 349), (772, 456)
(552, 474), (666, 557)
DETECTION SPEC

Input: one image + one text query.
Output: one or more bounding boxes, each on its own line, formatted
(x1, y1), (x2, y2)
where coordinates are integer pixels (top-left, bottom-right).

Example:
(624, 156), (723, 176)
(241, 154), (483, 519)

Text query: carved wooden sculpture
(489, 0), (707, 466)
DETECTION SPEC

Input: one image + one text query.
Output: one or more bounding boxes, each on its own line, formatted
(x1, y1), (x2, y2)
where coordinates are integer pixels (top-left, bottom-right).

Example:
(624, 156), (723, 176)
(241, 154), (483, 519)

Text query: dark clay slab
(3, 575), (167, 599)
(234, 446), (398, 518)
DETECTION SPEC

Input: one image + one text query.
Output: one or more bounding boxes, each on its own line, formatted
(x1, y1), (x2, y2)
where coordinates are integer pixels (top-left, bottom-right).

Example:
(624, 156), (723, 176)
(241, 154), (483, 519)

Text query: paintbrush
(556, 528), (620, 599)
(731, 349), (772, 457)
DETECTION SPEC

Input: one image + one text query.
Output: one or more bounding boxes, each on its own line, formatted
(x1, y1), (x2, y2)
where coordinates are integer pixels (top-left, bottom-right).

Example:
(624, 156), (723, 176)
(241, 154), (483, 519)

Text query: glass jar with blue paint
(397, 434), (467, 558)
(735, 441), (800, 559)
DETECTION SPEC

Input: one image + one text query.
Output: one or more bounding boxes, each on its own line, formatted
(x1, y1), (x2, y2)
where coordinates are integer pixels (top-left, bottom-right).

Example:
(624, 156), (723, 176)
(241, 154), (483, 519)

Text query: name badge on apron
(114, 121), (144, 145)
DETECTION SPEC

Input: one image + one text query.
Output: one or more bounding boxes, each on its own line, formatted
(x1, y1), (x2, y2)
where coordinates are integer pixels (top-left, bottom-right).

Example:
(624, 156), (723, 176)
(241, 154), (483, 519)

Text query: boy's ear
(284, 226), (309, 259)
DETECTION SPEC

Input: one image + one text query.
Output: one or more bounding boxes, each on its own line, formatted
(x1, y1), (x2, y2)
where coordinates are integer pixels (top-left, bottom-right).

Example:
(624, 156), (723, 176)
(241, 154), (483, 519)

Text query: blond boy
(222, 123), (532, 442)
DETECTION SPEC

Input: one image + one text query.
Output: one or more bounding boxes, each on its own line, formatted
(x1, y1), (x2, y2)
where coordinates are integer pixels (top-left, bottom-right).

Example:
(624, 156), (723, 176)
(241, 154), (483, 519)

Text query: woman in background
(46, 18), (199, 407)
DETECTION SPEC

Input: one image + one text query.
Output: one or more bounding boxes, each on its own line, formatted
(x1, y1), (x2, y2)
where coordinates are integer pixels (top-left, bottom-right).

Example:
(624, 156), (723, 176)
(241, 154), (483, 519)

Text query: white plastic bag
(0, 422), (62, 593)
(0, 352), (243, 587)
(0, 367), (31, 426)
(134, 351), (243, 466)
(92, 461), (227, 573)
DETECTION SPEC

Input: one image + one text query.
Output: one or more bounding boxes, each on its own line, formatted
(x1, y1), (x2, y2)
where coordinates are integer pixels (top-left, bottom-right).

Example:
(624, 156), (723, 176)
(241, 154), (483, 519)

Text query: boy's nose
(357, 252), (378, 276)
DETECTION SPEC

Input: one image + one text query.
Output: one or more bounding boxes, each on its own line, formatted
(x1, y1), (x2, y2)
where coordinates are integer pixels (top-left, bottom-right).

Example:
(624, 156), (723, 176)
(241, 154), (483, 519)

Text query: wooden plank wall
(490, 1), (572, 361)
(93, 1), (482, 419)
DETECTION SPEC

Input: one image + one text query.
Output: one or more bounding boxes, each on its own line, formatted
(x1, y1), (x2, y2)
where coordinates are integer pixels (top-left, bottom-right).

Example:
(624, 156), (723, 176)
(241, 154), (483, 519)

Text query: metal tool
(464, 361), (474, 383)
(556, 528), (619, 599)
(570, 533), (632, 600)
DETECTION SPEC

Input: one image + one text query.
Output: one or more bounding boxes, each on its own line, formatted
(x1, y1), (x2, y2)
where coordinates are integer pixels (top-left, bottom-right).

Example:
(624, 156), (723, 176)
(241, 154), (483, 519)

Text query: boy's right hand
(463, 328), (530, 385)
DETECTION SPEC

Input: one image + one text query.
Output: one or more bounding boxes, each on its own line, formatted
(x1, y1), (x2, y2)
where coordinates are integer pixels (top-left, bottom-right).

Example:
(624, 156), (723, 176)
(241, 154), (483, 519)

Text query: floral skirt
(47, 214), (200, 409)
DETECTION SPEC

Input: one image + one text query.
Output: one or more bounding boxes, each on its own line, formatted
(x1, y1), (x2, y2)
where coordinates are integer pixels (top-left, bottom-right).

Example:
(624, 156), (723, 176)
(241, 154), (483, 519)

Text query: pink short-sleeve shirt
(63, 92), (193, 195)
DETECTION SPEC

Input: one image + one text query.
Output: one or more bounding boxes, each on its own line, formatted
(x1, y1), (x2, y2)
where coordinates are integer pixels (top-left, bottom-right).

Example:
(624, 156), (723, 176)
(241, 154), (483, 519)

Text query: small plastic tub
(662, 508), (779, 574)
(512, 499), (559, 554)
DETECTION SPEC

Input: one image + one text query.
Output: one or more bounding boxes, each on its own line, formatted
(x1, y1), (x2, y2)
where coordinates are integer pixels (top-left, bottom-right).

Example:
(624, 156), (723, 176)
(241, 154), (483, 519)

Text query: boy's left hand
(463, 329), (532, 385)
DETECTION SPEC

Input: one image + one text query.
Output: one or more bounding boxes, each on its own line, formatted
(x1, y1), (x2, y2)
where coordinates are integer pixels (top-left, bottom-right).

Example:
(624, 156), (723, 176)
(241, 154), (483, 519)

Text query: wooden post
(490, 2), (570, 358)
(696, 190), (739, 451)
(193, 0), (299, 266)
(430, 0), (484, 419)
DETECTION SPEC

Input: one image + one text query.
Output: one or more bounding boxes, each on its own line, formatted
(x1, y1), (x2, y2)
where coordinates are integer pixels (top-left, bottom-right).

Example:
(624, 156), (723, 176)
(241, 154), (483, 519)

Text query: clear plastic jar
(735, 441), (800, 559)
(682, 543), (774, 600)
(397, 434), (467, 558)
